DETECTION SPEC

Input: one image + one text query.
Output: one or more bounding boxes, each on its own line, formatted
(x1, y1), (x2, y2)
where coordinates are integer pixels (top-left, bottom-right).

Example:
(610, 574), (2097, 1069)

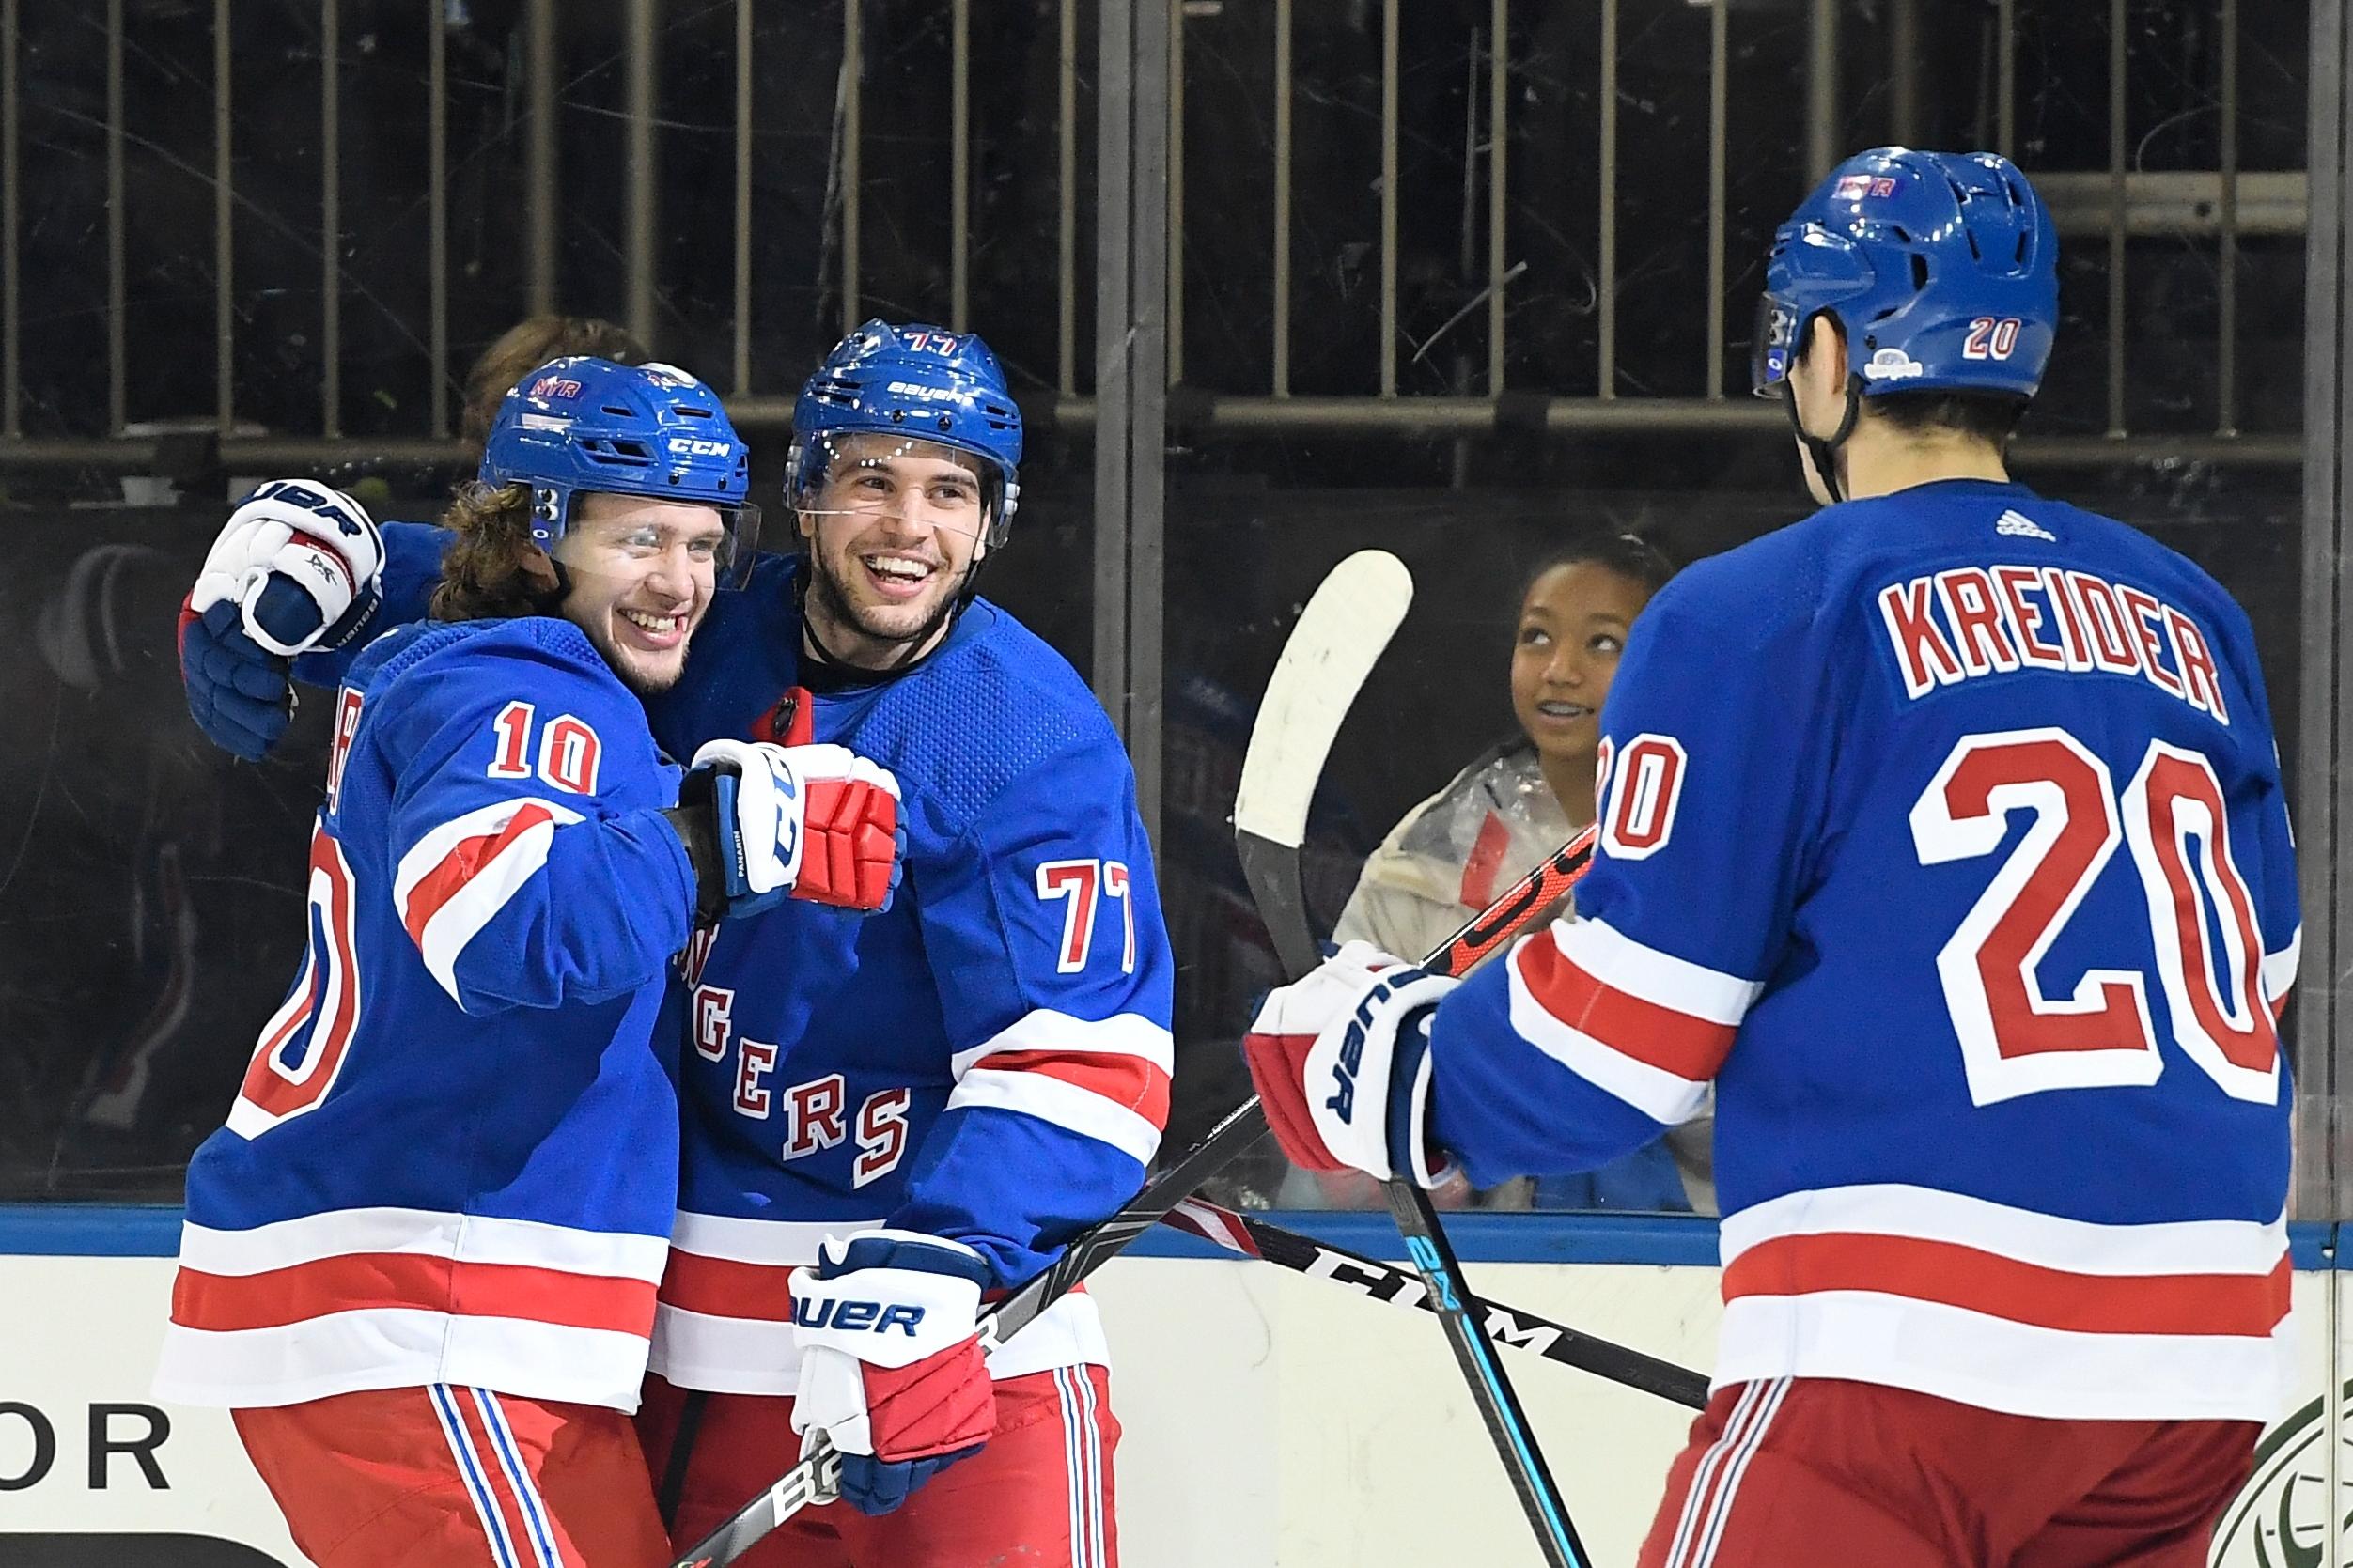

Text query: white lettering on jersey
(1876, 565), (2229, 722)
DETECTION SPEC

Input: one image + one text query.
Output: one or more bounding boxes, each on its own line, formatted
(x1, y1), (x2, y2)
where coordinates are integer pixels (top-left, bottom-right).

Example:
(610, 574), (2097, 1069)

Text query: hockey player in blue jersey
(159, 359), (904, 1568)
(175, 325), (1168, 1567)
(1247, 148), (2300, 1566)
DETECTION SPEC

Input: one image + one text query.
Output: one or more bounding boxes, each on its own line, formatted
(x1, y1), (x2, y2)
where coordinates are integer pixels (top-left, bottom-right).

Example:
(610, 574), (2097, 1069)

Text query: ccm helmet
(479, 356), (761, 582)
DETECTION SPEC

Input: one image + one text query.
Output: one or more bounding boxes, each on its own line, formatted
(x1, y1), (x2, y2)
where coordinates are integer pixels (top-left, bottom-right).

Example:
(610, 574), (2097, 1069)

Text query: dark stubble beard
(807, 546), (972, 667)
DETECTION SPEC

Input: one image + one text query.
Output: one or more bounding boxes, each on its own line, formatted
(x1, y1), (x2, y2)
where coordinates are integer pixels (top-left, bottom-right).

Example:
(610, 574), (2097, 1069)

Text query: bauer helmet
(1753, 147), (2058, 404)
(787, 321), (1024, 549)
(479, 356), (761, 584)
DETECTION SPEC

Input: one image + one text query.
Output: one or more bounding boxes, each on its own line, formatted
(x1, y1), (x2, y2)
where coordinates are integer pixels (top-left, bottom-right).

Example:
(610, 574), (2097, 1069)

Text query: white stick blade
(1233, 549), (1414, 850)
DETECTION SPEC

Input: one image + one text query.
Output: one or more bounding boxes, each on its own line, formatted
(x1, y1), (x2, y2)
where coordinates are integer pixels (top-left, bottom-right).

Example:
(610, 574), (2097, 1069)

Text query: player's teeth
(865, 555), (929, 581)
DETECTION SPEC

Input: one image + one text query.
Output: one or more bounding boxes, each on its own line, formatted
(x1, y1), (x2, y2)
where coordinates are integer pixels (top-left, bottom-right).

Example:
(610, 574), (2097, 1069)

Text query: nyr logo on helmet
(1833, 173), (1900, 201)
(526, 374), (584, 401)
(1862, 347), (1926, 382)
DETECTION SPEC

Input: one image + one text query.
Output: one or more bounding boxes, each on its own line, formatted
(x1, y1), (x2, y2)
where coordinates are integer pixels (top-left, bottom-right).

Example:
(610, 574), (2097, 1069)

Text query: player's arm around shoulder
(368, 620), (700, 1016)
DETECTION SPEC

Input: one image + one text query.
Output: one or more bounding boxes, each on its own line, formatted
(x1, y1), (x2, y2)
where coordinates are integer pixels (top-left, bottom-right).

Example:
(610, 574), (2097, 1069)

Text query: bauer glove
(178, 598), (294, 762)
(789, 1229), (995, 1516)
(1241, 939), (1461, 1188)
(189, 478), (386, 656)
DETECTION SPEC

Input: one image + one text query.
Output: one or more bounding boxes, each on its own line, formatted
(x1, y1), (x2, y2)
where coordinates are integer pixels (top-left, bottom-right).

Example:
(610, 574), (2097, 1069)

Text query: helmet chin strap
(1782, 372), (1865, 505)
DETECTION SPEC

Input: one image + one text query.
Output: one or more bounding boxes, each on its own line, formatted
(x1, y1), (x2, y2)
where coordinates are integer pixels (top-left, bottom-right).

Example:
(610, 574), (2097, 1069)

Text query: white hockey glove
(189, 479), (386, 656)
(789, 1229), (995, 1516)
(1241, 939), (1461, 1187)
(682, 739), (905, 917)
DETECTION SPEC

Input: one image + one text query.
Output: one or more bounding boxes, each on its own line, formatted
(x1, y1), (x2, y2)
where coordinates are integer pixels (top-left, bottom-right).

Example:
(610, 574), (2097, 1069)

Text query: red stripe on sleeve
(1514, 937), (1737, 1082)
(400, 804), (556, 949)
(972, 1048), (1172, 1128)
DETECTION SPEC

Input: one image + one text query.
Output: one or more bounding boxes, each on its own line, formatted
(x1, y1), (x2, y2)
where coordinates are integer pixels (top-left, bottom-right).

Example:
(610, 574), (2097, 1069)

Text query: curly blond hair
(429, 481), (562, 622)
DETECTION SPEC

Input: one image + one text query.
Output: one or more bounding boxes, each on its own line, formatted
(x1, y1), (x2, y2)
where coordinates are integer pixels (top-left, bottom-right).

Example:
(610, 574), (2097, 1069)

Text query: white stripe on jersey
(175, 1205), (667, 1281)
(1718, 1183), (2287, 1277)
(2263, 924), (2301, 1006)
(947, 1067), (1162, 1166)
(949, 1007), (1174, 1079)
(1503, 953), (1712, 1126)
(393, 796), (584, 1007)
(1549, 914), (1764, 1025)
(1712, 1292), (2295, 1422)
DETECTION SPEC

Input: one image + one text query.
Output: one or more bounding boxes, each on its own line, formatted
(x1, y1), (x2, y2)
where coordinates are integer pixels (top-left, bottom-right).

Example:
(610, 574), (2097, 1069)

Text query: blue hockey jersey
(640, 554), (1175, 1394)
(1426, 479), (2298, 1421)
(157, 617), (698, 1412)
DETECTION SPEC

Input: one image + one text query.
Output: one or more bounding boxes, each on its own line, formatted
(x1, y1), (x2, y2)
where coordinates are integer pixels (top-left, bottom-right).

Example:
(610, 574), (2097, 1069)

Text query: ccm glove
(789, 1230), (995, 1516)
(678, 740), (905, 919)
(1241, 939), (1461, 1188)
(178, 598), (294, 761)
(189, 479), (386, 656)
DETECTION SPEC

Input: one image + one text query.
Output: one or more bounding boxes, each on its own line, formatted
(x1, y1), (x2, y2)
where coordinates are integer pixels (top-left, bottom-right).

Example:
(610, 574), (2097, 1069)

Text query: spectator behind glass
(1282, 533), (1712, 1213)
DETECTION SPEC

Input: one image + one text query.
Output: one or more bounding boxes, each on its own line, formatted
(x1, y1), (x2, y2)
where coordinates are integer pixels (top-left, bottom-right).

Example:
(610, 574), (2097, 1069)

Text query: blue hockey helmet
(479, 356), (761, 583)
(1753, 147), (2058, 404)
(787, 321), (1024, 548)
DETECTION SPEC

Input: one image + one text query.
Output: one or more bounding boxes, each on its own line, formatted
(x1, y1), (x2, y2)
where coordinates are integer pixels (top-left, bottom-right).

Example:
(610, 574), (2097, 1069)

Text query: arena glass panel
(0, 0), (1099, 1203)
(1150, 0), (2319, 1221)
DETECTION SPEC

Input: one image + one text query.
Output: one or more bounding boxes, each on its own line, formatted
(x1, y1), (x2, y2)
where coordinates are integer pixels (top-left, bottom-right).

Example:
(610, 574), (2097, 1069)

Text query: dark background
(0, 0), (2309, 1200)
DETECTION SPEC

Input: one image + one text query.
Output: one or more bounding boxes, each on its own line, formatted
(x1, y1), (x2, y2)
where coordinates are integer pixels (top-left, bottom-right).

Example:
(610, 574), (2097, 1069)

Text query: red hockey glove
(789, 1229), (996, 1516)
(684, 739), (905, 916)
(1241, 939), (1460, 1188)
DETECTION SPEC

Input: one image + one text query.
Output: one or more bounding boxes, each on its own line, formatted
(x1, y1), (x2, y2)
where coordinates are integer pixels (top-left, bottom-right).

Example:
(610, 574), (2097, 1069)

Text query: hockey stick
(1234, 550), (1415, 977)
(662, 557), (1565, 1568)
(1235, 557), (1592, 1568)
(1161, 1197), (1708, 1409)
(660, 831), (1598, 1568)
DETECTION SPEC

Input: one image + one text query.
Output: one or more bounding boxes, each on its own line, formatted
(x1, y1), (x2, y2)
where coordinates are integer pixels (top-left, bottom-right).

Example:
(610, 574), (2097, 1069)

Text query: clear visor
(1750, 296), (1801, 397)
(794, 432), (996, 551)
(541, 490), (764, 591)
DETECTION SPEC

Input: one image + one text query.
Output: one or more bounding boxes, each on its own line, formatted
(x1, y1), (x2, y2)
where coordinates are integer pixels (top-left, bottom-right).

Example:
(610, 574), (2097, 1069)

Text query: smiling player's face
(797, 434), (990, 669)
(553, 492), (725, 697)
(1509, 562), (1654, 774)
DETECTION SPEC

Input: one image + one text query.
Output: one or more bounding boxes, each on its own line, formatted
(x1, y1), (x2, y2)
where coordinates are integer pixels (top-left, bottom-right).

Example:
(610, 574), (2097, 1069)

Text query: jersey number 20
(1909, 728), (2278, 1107)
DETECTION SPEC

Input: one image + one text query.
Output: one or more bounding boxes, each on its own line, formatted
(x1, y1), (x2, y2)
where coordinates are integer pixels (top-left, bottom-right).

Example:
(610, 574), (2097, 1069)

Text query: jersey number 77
(1909, 727), (2279, 1108)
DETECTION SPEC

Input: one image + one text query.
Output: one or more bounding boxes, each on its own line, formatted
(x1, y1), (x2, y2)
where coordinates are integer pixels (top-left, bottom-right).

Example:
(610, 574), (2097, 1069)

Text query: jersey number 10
(1910, 728), (2279, 1108)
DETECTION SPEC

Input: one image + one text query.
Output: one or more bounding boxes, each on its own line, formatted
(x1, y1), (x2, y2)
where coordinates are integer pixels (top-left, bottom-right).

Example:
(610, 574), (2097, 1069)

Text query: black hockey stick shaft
(660, 832), (1596, 1568)
(1380, 1177), (1590, 1567)
(1248, 819), (1597, 1568)
(1160, 1197), (1707, 1410)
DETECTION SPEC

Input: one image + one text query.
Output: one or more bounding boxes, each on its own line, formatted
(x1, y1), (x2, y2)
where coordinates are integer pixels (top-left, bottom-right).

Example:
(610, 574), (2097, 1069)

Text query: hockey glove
(178, 598), (294, 761)
(189, 478), (385, 656)
(789, 1230), (996, 1516)
(681, 739), (905, 917)
(1241, 939), (1461, 1188)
